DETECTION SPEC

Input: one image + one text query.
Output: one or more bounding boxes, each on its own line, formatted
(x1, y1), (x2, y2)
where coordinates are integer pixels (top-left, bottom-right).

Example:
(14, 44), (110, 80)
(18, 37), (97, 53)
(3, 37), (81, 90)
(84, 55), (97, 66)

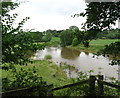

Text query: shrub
(2, 66), (48, 96)
(72, 37), (79, 46)
(44, 54), (52, 59)
(83, 41), (90, 47)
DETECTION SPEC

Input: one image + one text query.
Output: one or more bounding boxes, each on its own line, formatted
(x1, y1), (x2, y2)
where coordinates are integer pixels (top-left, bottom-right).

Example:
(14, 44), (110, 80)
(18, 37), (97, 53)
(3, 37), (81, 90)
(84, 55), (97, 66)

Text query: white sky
(10, 0), (87, 32)
(10, 0), (118, 32)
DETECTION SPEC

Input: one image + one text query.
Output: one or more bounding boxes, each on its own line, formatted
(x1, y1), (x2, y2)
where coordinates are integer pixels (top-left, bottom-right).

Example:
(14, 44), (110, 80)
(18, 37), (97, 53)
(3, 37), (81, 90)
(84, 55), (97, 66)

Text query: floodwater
(32, 47), (118, 80)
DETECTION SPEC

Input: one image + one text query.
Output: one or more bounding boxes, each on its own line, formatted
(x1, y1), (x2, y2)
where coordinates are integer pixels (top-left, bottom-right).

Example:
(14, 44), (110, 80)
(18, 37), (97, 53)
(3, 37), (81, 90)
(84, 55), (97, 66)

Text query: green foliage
(43, 29), (63, 37)
(69, 25), (79, 34)
(98, 41), (120, 65)
(72, 37), (79, 46)
(54, 71), (120, 96)
(43, 32), (52, 42)
(103, 81), (120, 96)
(2, 60), (69, 92)
(83, 40), (90, 47)
(2, 66), (48, 96)
(31, 31), (43, 42)
(44, 54), (52, 59)
(71, 39), (118, 53)
(1, 63), (17, 71)
(80, 2), (119, 32)
(54, 72), (89, 96)
(60, 29), (74, 47)
(100, 41), (120, 55)
(74, 31), (85, 42)
(45, 37), (60, 47)
(1, 2), (19, 16)
(2, 1), (45, 64)
(59, 26), (92, 47)
(79, 1), (120, 63)
(69, 26), (88, 45)
(96, 29), (120, 39)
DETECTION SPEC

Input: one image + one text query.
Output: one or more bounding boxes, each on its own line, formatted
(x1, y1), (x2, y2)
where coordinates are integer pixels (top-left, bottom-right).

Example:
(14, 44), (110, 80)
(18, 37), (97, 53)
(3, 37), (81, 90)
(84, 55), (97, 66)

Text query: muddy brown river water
(32, 46), (118, 80)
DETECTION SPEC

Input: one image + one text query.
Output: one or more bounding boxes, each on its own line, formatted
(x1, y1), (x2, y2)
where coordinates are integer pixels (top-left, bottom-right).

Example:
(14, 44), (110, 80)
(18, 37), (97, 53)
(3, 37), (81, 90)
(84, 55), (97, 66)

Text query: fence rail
(52, 79), (89, 91)
(1, 84), (53, 96)
(97, 75), (120, 96)
(1, 75), (120, 96)
(98, 80), (120, 89)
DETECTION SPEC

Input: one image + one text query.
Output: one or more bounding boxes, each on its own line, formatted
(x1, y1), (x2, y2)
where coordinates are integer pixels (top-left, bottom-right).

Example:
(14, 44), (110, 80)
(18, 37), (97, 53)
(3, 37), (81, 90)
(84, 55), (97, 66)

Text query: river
(32, 46), (118, 80)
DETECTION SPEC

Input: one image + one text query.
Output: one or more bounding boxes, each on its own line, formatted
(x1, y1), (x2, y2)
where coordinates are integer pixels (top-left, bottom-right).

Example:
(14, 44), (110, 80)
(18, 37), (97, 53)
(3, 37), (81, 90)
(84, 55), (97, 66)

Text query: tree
(80, 2), (119, 32)
(60, 29), (74, 47)
(72, 1), (119, 40)
(31, 31), (43, 42)
(69, 26), (89, 46)
(1, 2), (49, 95)
(2, 1), (45, 64)
(79, 1), (120, 64)
(69, 26), (79, 33)
(43, 32), (52, 42)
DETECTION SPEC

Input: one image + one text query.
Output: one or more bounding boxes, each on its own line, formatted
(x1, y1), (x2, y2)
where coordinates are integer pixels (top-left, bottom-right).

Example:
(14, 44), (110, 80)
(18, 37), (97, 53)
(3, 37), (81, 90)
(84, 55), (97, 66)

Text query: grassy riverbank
(2, 52), (120, 96)
(2, 60), (71, 87)
(37, 37), (118, 53)
(49, 37), (119, 53)
(69, 39), (119, 53)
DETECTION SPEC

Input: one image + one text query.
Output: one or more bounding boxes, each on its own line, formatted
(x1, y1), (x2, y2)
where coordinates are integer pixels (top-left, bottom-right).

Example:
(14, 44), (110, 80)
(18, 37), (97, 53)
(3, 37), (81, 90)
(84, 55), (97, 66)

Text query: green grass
(70, 39), (119, 53)
(2, 60), (71, 87)
(90, 39), (119, 46)
(2, 60), (120, 96)
(44, 54), (52, 59)
(51, 37), (60, 42)
(47, 37), (60, 47)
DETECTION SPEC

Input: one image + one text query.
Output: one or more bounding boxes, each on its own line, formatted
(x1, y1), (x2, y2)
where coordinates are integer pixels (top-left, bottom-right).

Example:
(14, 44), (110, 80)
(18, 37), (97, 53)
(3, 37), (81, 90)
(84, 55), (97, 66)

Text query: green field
(50, 37), (119, 53)
(90, 39), (119, 46)
(70, 39), (119, 53)
(51, 37), (60, 42)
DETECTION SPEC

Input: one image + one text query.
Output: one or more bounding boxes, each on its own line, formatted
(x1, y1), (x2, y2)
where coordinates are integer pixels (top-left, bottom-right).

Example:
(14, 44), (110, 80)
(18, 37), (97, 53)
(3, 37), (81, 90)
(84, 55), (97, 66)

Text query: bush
(44, 54), (52, 59)
(72, 37), (79, 46)
(83, 41), (90, 47)
(2, 66), (48, 96)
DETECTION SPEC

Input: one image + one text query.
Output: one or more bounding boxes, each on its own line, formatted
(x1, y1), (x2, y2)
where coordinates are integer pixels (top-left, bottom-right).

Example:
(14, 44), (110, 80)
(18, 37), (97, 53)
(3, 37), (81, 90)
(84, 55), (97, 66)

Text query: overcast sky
(10, 0), (87, 32)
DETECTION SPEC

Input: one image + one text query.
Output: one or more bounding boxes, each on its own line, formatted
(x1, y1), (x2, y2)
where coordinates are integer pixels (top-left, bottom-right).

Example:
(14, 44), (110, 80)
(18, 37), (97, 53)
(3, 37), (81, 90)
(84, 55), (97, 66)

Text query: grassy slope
(2, 60), (71, 87)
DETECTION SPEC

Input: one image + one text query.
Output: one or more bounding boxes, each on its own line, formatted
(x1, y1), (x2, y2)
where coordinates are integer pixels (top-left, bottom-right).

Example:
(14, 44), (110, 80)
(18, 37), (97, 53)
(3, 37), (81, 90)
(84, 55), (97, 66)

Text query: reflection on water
(33, 47), (118, 80)
(61, 47), (81, 60)
(84, 51), (89, 56)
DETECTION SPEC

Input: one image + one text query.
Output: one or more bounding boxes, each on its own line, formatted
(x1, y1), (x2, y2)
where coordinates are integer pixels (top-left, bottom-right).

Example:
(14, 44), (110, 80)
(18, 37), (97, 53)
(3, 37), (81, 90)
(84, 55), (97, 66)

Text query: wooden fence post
(98, 75), (104, 96)
(47, 84), (53, 96)
(89, 75), (96, 96)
